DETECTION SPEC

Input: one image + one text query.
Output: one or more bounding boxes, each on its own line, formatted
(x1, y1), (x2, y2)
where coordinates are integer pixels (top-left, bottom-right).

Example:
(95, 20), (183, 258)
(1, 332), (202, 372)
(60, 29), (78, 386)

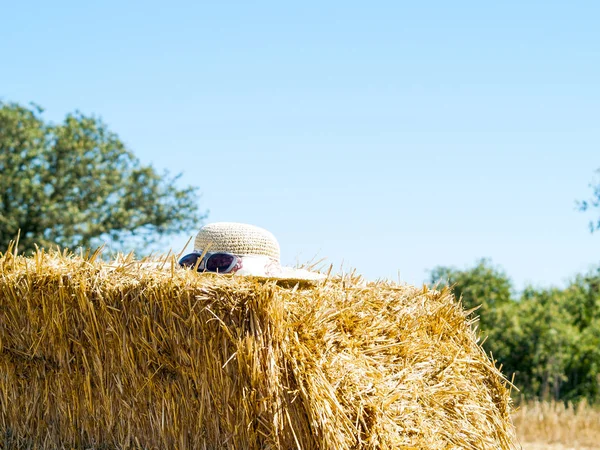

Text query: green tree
(560, 269), (600, 402)
(513, 287), (579, 401)
(563, 268), (600, 331)
(0, 101), (205, 253)
(579, 169), (600, 232)
(429, 259), (518, 375)
(430, 260), (600, 403)
(429, 259), (514, 330)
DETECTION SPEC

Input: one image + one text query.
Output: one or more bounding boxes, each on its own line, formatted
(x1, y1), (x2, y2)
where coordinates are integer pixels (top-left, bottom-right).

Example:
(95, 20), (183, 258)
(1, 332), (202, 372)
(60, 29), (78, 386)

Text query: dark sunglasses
(178, 251), (243, 274)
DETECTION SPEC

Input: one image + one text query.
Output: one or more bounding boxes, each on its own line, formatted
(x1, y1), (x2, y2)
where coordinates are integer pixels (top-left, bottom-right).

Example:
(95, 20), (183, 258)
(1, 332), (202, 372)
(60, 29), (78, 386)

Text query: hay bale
(0, 250), (518, 449)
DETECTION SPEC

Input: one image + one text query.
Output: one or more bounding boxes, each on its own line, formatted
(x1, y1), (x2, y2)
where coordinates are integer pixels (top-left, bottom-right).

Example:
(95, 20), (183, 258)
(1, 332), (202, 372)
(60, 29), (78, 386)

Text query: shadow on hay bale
(0, 250), (518, 449)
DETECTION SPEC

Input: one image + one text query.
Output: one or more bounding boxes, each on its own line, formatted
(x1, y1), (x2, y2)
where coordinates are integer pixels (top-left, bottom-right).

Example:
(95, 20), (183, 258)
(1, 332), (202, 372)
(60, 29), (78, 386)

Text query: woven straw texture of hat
(194, 222), (280, 260)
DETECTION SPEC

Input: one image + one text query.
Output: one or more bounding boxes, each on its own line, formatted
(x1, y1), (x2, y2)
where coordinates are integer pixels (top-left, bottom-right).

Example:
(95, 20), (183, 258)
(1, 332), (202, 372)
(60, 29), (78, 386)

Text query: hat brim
(240, 269), (327, 288)
(234, 259), (326, 282)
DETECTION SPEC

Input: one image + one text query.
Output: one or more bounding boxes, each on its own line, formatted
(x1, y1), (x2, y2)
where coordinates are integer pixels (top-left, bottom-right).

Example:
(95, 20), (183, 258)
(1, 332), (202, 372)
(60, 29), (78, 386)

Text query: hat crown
(194, 222), (280, 261)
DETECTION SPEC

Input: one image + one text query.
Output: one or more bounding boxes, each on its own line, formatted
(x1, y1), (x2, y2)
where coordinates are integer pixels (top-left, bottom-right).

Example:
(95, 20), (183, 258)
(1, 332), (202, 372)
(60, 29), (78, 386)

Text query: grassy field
(514, 401), (600, 449)
(520, 443), (599, 450)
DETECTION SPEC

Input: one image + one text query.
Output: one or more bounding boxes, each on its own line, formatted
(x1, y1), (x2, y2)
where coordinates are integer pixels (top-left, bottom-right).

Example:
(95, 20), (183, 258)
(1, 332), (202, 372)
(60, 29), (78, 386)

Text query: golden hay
(513, 400), (600, 448)
(0, 250), (518, 449)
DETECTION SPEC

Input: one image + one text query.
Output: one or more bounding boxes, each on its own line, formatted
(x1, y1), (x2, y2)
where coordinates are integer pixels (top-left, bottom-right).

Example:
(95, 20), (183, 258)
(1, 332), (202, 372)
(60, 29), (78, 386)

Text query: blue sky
(2, 1), (600, 288)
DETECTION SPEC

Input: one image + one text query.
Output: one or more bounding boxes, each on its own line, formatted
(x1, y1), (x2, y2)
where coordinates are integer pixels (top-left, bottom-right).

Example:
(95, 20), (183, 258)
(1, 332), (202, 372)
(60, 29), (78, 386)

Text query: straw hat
(193, 222), (325, 281)
(194, 222), (280, 260)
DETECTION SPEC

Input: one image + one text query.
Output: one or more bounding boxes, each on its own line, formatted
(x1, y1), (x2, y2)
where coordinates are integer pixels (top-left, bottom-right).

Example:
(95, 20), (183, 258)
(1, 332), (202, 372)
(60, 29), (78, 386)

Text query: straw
(0, 249), (518, 449)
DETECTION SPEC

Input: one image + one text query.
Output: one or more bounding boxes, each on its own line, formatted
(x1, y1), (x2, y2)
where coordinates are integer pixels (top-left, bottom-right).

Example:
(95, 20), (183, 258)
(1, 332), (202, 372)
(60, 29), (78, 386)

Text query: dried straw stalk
(0, 249), (518, 449)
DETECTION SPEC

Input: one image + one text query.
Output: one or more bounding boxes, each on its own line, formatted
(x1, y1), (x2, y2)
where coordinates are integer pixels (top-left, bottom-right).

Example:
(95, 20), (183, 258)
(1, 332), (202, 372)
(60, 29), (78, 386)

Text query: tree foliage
(0, 101), (204, 253)
(430, 261), (600, 403)
(579, 169), (600, 232)
(430, 259), (513, 330)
